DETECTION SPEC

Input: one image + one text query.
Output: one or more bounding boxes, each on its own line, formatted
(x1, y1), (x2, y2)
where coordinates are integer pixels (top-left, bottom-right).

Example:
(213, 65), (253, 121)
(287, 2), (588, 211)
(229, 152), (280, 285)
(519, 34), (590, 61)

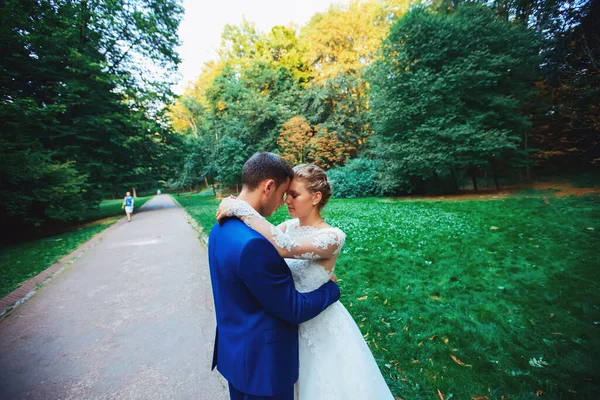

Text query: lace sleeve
(220, 198), (346, 259)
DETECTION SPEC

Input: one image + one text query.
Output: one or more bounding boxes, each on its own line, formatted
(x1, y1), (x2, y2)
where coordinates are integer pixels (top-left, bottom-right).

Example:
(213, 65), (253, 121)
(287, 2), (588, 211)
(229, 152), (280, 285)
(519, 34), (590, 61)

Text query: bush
(327, 158), (383, 198)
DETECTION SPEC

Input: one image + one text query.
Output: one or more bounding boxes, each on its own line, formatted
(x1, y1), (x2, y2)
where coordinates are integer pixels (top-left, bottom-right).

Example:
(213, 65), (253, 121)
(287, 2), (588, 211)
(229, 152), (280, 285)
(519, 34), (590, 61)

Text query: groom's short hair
(242, 152), (294, 190)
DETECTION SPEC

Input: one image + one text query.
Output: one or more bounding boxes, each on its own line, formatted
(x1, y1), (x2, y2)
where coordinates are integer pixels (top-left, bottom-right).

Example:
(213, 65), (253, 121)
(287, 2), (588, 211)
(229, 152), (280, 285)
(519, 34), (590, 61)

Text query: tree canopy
(0, 0), (184, 235)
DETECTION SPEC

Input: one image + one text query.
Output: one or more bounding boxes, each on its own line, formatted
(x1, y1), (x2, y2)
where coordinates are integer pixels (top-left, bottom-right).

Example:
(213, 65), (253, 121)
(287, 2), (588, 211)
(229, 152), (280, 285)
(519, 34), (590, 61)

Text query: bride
(217, 164), (394, 400)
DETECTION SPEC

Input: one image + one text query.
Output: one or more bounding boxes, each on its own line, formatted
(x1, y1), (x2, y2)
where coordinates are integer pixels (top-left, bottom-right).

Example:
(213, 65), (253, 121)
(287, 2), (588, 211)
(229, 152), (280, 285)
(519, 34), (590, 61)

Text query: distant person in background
(122, 191), (134, 222)
(157, 189), (161, 196)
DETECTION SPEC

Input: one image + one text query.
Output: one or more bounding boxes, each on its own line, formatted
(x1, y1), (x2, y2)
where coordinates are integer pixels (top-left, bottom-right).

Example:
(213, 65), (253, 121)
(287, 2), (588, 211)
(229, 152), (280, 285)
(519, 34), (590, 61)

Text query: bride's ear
(312, 191), (322, 206)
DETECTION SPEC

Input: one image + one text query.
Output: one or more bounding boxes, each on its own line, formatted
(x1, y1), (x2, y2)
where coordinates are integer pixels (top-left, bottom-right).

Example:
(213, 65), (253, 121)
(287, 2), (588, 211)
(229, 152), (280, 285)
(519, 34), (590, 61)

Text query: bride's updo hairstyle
(292, 164), (332, 209)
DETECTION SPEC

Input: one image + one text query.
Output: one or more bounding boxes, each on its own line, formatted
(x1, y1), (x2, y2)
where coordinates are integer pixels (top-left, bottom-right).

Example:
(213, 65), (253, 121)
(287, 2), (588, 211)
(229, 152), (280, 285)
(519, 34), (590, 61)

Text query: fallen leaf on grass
(412, 359), (420, 364)
(388, 332), (397, 336)
(473, 397), (489, 400)
(451, 355), (472, 367)
(536, 390), (543, 396)
(437, 389), (445, 400)
(490, 226), (499, 230)
(403, 326), (409, 331)
(443, 337), (449, 344)
(357, 296), (368, 301)
(529, 357), (548, 368)
(549, 313), (555, 319)
(418, 341), (423, 347)
(429, 335), (436, 340)
(587, 227), (594, 230)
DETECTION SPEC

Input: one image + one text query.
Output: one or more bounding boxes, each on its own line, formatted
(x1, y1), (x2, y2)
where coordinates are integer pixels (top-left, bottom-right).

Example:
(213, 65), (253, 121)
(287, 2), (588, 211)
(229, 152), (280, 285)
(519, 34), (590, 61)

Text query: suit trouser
(228, 382), (294, 400)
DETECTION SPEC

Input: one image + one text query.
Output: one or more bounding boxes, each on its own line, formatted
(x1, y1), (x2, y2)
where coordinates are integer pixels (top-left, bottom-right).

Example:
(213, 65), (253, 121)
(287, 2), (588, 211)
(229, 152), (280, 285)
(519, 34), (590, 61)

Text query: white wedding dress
(223, 199), (394, 400)
(282, 219), (394, 400)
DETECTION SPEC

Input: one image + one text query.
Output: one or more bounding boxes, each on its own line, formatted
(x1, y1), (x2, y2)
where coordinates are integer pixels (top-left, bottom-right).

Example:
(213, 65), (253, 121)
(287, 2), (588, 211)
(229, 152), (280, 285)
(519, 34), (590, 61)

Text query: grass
(0, 196), (153, 298)
(176, 192), (600, 399)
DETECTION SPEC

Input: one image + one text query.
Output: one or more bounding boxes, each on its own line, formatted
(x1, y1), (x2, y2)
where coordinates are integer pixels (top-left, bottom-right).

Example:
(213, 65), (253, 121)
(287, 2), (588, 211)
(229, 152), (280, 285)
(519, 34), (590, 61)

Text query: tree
(532, 0), (600, 169)
(368, 5), (539, 193)
(299, 0), (411, 82)
(278, 117), (315, 165)
(0, 0), (183, 234)
(328, 158), (382, 198)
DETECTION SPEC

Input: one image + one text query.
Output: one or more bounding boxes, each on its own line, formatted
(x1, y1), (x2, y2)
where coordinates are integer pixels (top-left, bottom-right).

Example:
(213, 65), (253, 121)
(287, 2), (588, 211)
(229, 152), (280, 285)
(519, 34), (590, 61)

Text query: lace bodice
(282, 219), (345, 293)
(220, 198), (346, 292)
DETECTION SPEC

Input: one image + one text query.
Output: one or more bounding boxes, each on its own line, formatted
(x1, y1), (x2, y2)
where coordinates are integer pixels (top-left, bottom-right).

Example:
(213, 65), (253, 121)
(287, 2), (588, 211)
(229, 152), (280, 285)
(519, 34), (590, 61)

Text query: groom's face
(261, 178), (290, 217)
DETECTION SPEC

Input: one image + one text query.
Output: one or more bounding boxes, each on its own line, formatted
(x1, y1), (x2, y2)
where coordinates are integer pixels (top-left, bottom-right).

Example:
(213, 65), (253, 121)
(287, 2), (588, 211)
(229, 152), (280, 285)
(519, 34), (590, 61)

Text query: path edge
(0, 198), (155, 320)
(170, 195), (209, 246)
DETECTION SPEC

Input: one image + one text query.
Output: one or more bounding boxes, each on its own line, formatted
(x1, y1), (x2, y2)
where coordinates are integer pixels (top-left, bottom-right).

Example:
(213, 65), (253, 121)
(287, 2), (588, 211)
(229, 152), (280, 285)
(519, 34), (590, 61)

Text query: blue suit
(209, 218), (340, 399)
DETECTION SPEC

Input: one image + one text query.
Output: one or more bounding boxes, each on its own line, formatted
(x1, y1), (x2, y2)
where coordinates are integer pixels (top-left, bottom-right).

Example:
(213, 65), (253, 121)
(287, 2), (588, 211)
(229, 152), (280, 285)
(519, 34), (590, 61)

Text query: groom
(208, 152), (340, 400)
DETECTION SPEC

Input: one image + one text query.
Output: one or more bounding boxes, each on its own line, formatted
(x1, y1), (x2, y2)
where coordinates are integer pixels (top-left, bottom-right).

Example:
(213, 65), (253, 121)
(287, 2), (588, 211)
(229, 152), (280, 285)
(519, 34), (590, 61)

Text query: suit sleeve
(238, 237), (340, 325)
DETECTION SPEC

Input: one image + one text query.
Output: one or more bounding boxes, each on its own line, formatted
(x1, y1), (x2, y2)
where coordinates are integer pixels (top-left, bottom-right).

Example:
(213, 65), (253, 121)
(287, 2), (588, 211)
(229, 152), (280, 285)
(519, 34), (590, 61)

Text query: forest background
(2, 0), (598, 237)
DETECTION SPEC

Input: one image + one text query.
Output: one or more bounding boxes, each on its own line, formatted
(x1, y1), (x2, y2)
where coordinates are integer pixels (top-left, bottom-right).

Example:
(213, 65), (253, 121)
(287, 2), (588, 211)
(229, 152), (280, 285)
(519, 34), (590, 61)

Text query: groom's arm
(239, 237), (340, 325)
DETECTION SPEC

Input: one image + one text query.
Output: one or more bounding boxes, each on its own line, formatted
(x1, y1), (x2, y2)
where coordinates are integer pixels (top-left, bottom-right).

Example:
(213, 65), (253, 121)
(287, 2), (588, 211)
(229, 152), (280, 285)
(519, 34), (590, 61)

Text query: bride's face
(285, 178), (320, 218)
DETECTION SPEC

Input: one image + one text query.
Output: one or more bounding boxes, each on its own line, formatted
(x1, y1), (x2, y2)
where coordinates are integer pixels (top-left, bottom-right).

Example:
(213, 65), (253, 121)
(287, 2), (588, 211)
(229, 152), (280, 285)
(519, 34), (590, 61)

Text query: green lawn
(176, 192), (600, 399)
(0, 196), (153, 298)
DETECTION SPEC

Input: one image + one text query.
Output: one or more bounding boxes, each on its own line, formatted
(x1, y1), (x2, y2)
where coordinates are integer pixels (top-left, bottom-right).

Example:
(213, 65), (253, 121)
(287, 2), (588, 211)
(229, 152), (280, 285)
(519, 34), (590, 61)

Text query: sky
(173, 0), (351, 94)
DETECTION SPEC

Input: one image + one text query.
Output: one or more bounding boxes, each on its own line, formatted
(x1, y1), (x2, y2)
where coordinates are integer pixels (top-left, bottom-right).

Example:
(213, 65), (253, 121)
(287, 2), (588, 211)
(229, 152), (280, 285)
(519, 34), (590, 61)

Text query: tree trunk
(205, 176), (209, 188)
(212, 183), (216, 196)
(489, 159), (500, 191)
(132, 187), (137, 198)
(236, 183), (239, 195)
(432, 169), (440, 194)
(524, 130), (530, 181)
(450, 167), (459, 192)
(471, 171), (478, 193)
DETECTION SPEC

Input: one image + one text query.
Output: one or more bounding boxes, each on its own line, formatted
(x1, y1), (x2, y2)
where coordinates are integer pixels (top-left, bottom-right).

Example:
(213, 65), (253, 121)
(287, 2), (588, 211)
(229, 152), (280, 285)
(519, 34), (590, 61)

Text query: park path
(0, 195), (228, 400)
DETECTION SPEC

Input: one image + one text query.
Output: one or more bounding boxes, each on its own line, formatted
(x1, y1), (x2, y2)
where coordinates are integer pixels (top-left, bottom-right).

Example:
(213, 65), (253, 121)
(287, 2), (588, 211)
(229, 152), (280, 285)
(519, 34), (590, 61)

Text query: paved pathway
(0, 195), (228, 399)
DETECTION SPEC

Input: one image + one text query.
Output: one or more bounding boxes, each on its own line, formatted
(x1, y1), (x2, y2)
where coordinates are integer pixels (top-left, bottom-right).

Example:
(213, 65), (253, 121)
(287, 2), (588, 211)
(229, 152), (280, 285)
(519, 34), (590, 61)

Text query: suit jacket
(208, 218), (340, 396)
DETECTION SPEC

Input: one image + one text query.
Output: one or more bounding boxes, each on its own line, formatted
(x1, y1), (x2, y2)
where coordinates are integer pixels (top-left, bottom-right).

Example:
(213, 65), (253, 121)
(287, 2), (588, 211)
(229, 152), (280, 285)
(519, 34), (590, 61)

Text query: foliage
(179, 191), (600, 399)
(328, 158), (383, 198)
(298, 0), (411, 82)
(0, 0), (183, 234)
(278, 117), (354, 168)
(169, 0), (411, 186)
(368, 4), (540, 194)
(532, 0), (600, 169)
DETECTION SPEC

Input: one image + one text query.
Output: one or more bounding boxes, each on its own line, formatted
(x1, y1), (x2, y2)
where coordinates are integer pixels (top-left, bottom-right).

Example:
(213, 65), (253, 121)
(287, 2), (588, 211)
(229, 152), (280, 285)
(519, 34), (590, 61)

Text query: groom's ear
(263, 179), (276, 193)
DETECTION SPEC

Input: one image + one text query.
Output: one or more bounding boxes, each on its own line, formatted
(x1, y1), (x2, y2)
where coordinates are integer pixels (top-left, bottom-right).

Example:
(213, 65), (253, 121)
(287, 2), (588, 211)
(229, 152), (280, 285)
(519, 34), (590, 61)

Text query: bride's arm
(217, 198), (345, 259)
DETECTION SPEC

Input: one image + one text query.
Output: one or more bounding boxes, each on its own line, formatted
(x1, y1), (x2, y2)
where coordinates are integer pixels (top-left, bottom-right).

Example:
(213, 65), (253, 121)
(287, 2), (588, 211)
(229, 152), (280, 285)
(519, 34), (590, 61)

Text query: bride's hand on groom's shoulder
(215, 196), (237, 224)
